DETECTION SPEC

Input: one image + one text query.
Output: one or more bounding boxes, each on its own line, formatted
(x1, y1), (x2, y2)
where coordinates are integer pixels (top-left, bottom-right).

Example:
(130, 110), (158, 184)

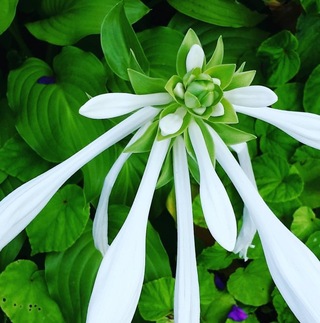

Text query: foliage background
(0, 0), (320, 322)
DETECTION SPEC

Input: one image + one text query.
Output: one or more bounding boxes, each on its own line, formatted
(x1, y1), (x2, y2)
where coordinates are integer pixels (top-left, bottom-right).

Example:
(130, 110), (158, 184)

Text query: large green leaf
(101, 1), (149, 80)
(45, 222), (102, 323)
(252, 154), (303, 203)
(227, 258), (273, 306)
(272, 288), (298, 323)
(26, 0), (149, 45)
(257, 30), (300, 86)
(0, 0), (19, 35)
(7, 46), (117, 201)
(26, 185), (90, 255)
(303, 64), (320, 114)
(0, 260), (64, 322)
(0, 98), (16, 147)
(167, 0), (265, 28)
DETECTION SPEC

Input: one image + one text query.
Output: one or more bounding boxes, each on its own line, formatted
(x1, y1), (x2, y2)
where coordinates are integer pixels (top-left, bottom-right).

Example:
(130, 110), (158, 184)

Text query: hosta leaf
(272, 288), (298, 323)
(306, 231), (320, 259)
(0, 135), (53, 182)
(0, 98), (16, 147)
(0, 260), (64, 322)
(0, 0), (19, 35)
(304, 64), (320, 114)
(167, 0), (265, 28)
(26, 0), (149, 45)
(252, 154), (303, 203)
(258, 30), (300, 86)
(101, 1), (149, 80)
(227, 258), (273, 306)
(26, 185), (90, 255)
(138, 277), (174, 321)
(7, 46), (117, 201)
(45, 222), (102, 323)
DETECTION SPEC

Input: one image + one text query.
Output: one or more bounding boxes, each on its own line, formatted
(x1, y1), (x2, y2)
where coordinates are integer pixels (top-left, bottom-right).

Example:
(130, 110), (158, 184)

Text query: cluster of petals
(0, 32), (320, 323)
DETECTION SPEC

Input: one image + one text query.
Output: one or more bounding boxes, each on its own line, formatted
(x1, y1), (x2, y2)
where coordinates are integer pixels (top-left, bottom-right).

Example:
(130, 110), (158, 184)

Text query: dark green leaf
(273, 83), (304, 112)
(306, 231), (320, 259)
(0, 260), (64, 322)
(26, 185), (89, 255)
(303, 64), (320, 114)
(0, 0), (19, 35)
(26, 0), (149, 45)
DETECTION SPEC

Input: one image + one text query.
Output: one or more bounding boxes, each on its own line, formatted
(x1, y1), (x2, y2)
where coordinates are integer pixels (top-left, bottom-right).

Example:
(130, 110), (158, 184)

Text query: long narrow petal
(173, 136), (200, 323)
(93, 122), (152, 255)
(224, 86), (277, 107)
(79, 93), (172, 119)
(235, 105), (320, 149)
(0, 107), (159, 251)
(186, 44), (205, 72)
(86, 138), (170, 323)
(188, 121), (237, 251)
(210, 128), (320, 323)
(231, 143), (257, 261)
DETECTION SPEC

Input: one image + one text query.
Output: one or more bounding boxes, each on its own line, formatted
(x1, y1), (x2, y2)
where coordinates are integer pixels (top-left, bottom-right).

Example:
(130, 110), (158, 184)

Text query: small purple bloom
(227, 305), (248, 321)
(37, 76), (55, 84)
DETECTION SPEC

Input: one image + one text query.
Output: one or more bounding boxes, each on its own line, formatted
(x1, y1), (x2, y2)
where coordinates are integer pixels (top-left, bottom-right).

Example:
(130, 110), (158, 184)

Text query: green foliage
(0, 0), (19, 35)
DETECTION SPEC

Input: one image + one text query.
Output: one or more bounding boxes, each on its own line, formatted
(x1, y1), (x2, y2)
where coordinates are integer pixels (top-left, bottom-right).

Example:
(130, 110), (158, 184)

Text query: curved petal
(173, 136), (200, 322)
(159, 108), (186, 136)
(210, 128), (320, 323)
(186, 44), (205, 72)
(188, 121), (237, 251)
(234, 105), (320, 150)
(0, 107), (159, 251)
(93, 122), (152, 255)
(79, 93), (172, 119)
(86, 138), (170, 323)
(224, 86), (277, 107)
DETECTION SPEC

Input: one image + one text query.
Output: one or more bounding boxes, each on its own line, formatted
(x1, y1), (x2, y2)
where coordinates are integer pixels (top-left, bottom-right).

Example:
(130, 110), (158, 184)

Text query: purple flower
(227, 305), (248, 321)
(37, 76), (55, 84)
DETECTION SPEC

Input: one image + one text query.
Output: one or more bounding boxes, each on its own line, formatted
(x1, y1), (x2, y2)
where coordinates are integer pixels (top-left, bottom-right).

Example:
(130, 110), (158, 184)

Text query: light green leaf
(45, 222), (102, 323)
(168, 0), (265, 27)
(0, 0), (19, 35)
(192, 195), (207, 228)
(253, 154), (304, 203)
(227, 258), (273, 306)
(138, 277), (174, 321)
(258, 30), (300, 86)
(197, 265), (219, 308)
(101, 1), (149, 80)
(26, 185), (89, 255)
(108, 205), (172, 281)
(26, 0), (149, 45)
(291, 206), (320, 242)
(304, 64), (320, 114)
(198, 243), (236, 270)
(0, 260), (64, 322)
(0, 135), (53, 182)
(7, 47), (116, 201)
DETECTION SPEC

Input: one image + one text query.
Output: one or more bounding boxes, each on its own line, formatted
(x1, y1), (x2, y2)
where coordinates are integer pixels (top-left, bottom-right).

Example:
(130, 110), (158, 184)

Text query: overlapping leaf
(26, 0), (149, 45)
(0, 0), (19, 35)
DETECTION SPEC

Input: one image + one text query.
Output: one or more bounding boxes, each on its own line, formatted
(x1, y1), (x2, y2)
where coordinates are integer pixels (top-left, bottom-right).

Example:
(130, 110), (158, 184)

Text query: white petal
(79, 92), (172, 119)
(87, 138), (170, 323)
(210, 128), (320, 323)
(235, 106), (320, 150)
(224, 86), (277, 107)
(231, 143), (257, 260)
(0, 107), (159, 251)
(186, 44), (205, 72)
(188, 121), (237, 251)
(173, 136), (200, 323)
(93, 122), (152, 255)
(159, 107), (186, 136)
(211, 102), (224, 117)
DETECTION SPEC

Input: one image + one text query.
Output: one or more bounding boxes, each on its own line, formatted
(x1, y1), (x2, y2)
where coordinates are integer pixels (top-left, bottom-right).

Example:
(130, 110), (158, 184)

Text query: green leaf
(0, 0), (19, 35)
(0, 98), (16, 147)
(197, 265), (219, 308)
(208, 98), (238, 124)
(192, 195), (207, 228)
(252, 154), (304, 203)
(7, 47), (117, 201)
(257, 30), (300, 86)
(108, 205), (172, 281)
(290, 206), (320, 242)
(306, 231), (320, 259)
(26, 185), (89, 255)
(0, 135), (53, 182)
(273, 83), (304, 112)
(168, 0), (265, 27)
(198, 243), (236, 270)
(205, 64), (236, 89)
(45, 222), (102, 323)
(300, 0), (320, 13)
(206, 36), (224, 69)
(303, 64), (320, 114)
(26, 0), (149, 45)
(227, 258), (273, 306)
(138, 277), (174, 321)
(0, 260), (64, 322)
(101, 1), (149, 81)
(272, 288), (299, 323)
